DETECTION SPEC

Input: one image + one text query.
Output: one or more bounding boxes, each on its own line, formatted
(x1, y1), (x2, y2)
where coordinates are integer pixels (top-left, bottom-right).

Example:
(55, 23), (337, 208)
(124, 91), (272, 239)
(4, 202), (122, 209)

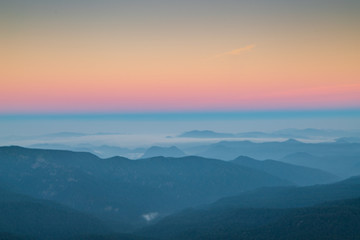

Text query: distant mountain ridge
(185, 139), (360, 161)
(281, 152), (360, 177)
(141, 146), (186, 158)
(0, 146), (291, 231)
(1, 146), (360, 240)
(335, 137), (360, 143)
(232, 156), (339, 186)
(178, 128), (360, 139)
(30, 143), (146, 159)
(178, 130), (235, 138)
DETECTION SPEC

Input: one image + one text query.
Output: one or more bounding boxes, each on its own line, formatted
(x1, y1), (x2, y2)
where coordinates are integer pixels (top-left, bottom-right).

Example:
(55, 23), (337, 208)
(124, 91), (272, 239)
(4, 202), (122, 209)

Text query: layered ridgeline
(138, 176), (360, 240)
(141, 146), (186, 159)
(0, 146), (291, 231)
(138, 198), (360, 240)
(28, 138), (360, 177)
(232, 156), (339, 186)
(185, 139), (360, 178)
(185, 139), (360, 161)
(30, 143), (146, 159)
(0, 184), (109, 240)
(1, 146), (360, 240)
(178, 129), (360, 140)
(281, 152), (360, 178)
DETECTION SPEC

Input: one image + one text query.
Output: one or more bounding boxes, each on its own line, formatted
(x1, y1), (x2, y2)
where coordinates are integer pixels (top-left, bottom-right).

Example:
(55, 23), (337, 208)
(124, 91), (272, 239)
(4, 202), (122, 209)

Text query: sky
(1, 0), (360, 136)
(1, 0), (360, 113)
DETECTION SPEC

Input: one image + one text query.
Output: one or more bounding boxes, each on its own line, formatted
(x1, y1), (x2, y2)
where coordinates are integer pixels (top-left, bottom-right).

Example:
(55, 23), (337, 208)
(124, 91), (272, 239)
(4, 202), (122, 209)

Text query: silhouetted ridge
(283, 138), (302, 143)
(232, 155), (339, 186)
(141, 146), (185, 158)
(212, 175), (360, 209)
(178, 130), (234, 138)
(139, 197), (360, 240)
(0, 146), (291, 231)
(187, 139), (360, 163)
(0, 185), (109, 240)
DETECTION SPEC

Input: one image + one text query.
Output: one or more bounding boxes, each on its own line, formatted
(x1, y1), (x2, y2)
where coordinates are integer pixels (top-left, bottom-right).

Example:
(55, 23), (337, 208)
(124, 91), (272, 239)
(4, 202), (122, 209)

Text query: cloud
(213, 44), (256, 59)
(225, 44), (256, 55)
(142, 212), (159, 222)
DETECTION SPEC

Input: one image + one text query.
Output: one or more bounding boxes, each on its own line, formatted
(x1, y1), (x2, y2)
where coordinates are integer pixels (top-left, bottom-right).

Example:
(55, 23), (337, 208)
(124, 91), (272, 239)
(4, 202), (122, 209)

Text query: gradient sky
(1, 0), (360, 113)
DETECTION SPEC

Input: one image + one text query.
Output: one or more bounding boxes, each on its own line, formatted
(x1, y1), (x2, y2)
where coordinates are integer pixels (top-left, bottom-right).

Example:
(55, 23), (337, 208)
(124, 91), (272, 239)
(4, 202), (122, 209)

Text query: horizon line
(1, 109), (360, 121)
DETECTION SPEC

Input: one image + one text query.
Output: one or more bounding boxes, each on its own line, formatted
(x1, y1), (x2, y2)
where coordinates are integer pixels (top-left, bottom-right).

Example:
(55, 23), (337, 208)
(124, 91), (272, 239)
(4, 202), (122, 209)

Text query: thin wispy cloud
(212, 44), (256, 59)
(225, 44), (256, 55)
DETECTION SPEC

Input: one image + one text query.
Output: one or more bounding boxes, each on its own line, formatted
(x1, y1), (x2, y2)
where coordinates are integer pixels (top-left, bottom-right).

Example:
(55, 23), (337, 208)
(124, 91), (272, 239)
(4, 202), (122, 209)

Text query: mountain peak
(233, 155), (257, 162)
(141, 146), (186, 159)
(283, 138), (302, 144)
(178, 130), (234, 138)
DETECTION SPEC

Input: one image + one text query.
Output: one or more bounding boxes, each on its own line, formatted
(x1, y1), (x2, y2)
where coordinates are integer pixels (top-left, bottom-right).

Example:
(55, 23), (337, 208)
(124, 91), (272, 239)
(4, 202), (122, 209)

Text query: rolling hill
(232, 156), (339, 186)
(0, 185), (108, 240)
(139, 177), (360, 240)
(0, 146), (291, 231)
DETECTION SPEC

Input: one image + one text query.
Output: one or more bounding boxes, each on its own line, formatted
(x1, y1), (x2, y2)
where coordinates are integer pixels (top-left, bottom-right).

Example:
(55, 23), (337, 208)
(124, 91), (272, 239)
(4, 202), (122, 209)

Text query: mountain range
(1, 145), (360, 239)
(141, 146), (185, 158)
(178, 129), (360, 139)
(138, 176), (360, 240)
(0, 146), (292, 231)
(231, 156), (339, 186)
(0, 184), (109, 240)
(185, 139), (360, 163)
